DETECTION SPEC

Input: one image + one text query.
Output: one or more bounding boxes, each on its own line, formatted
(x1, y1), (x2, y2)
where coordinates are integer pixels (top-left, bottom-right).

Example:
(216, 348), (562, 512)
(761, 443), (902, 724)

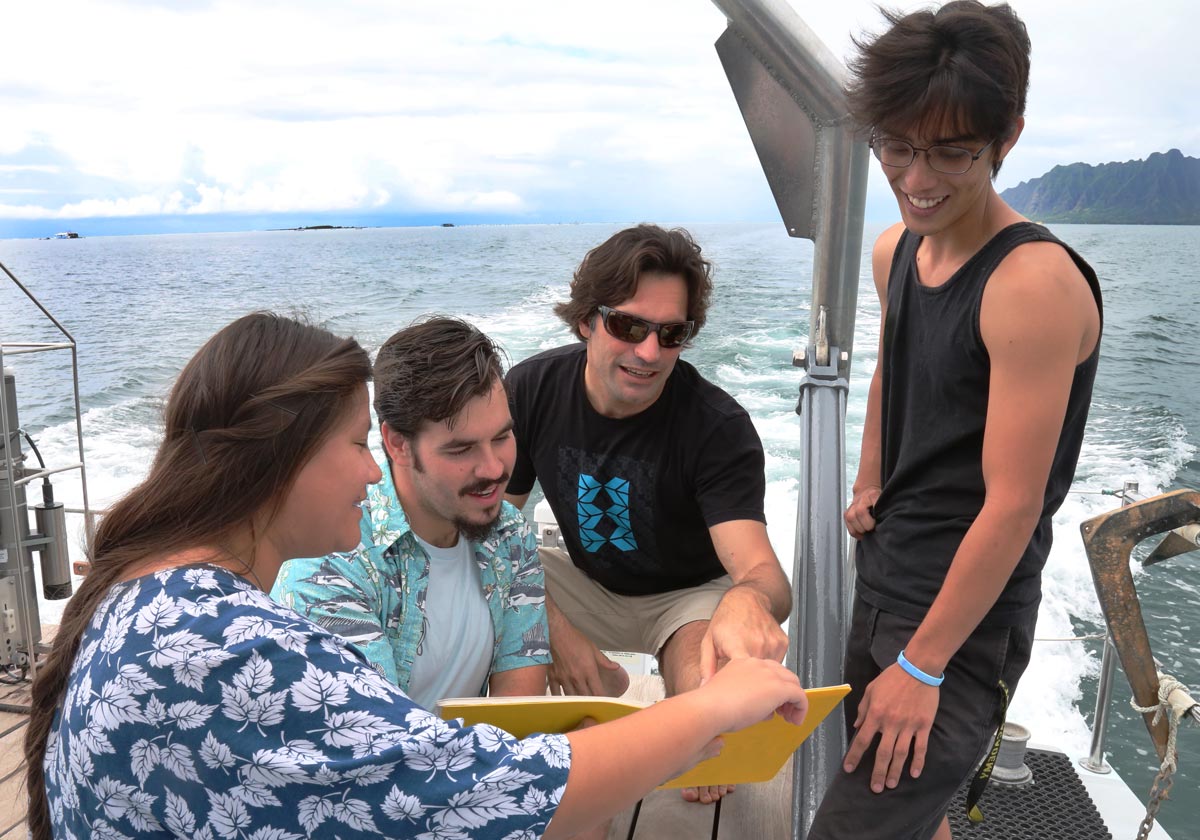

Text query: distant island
(274, 224), (363, 231)
(1000, 148), (1200, 224)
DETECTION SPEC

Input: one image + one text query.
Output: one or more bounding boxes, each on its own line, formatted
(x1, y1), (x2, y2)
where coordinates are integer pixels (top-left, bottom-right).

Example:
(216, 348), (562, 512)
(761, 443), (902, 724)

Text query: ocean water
(2, 222), (1198, 836)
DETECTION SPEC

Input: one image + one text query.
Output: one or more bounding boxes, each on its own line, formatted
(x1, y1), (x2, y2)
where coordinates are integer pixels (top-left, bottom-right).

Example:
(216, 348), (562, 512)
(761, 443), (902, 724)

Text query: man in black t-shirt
(505, 224), (792, 806)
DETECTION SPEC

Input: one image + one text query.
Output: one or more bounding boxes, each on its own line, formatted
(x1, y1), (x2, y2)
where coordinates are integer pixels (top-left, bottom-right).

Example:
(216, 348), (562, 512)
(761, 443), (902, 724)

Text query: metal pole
(1, 352), (43, 679)
(790, 342), (849, 834)
(1080, 480), (1139, 774)
(709, 3), (869, 835)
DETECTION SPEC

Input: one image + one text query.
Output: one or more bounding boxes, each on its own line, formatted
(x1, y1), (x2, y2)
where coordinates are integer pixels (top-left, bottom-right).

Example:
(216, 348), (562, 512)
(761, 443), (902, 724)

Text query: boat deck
(0, 666), (1170, 839)
(607, 675), (795, 839)
(0, 678), (31, 839)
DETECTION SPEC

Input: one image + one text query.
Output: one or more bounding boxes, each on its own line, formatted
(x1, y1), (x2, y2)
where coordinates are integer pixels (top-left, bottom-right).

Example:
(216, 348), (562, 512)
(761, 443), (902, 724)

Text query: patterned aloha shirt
(272, 459), (550, 692)
(46, 564), (571, 839)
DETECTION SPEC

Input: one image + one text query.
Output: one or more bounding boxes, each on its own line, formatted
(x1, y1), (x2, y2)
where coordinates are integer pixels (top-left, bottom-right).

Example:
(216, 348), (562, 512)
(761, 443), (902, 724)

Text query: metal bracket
(1080, 488), (1200, 761)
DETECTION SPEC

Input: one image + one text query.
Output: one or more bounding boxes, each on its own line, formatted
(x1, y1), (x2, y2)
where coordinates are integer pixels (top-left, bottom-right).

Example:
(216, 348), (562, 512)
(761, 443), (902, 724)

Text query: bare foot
(681, 783), (735, 804)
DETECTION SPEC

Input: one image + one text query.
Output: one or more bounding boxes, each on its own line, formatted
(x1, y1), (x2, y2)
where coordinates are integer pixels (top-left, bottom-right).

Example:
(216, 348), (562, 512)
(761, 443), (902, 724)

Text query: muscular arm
(845, 240), (1101, 792)
(844, 225), (902, 538)
(699, 519), (791, 680)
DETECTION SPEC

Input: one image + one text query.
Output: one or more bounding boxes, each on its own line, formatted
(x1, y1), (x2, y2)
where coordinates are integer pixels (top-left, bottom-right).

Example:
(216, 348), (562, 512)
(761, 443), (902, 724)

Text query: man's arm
(843, 241), (1101, 794)
(488, 664), (549, 696)
(698, 518), (791, 680)
(504, 491), (530, 510)
(844, 225), (901, 539)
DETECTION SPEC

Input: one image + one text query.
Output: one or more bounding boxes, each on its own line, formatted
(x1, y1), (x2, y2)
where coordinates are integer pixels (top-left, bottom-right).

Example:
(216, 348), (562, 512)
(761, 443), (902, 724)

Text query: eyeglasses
(870, 135), (997, 175)
(597, 305), (695, 348)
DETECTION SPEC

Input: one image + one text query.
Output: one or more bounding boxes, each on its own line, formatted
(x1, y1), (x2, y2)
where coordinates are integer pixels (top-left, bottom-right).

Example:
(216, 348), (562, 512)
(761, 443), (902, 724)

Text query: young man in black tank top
(809, 4), (1103, 839)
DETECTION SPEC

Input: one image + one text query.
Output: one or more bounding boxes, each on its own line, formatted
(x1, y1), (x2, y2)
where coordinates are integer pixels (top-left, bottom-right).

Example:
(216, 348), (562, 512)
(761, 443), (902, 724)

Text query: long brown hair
(24, 312), (371, 839)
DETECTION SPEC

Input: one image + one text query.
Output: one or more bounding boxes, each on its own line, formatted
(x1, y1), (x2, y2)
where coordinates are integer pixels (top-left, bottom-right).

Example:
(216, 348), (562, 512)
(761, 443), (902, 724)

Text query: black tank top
(856, 222), (1103, 626)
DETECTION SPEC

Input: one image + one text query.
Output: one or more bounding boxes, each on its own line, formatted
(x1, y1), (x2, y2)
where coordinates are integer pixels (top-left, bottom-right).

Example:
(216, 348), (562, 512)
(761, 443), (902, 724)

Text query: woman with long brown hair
(26, 312), (807, 840)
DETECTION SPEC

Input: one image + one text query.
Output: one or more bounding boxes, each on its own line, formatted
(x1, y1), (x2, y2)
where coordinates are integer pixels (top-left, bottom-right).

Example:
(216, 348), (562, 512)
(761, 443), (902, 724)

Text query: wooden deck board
(0, 679), (32, 839)
(606, 675), (794, 839)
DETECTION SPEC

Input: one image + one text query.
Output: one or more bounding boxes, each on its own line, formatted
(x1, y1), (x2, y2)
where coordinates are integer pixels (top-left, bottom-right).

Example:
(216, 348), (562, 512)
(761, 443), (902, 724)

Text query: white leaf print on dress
(129, 740), (159, 785)
(242, 748), (311, 788)
(232, 650), (275, 694)
(245, 828), (305, 840)
(163, 790), (197, 835)
(319, 709), (402, 750)
(134, 590), (182, 634)
(160, 742), (200, 783)
(77, 721), (115, 756)
(333, 799), (379, 832)
(478, 766), (540, 794)
(125, 790), (162, 832)
(434, 787), (525, 830)
(143, 695), (167, 726)
(290, 662), (350, 712)
(95, 775), (136, 822)
(297, 795), (334, 833)
(343, 761), (396, 786)
(232, 780), (282, 809)
(224, 615), (276, 645)
(539, 737), (571, 770)
(114, 664), (165, 696)
(92, 679), (147, 731)
(199, 730), (236, 769)
(382, 785), (427, 822)
(521, 786), (548, 815)
(167, 699), (218, 730)
(92, 817), (134, 840)
(475, 725), (509, 753)
(148, 629), (219, 670)
(207, 790), (252, 839)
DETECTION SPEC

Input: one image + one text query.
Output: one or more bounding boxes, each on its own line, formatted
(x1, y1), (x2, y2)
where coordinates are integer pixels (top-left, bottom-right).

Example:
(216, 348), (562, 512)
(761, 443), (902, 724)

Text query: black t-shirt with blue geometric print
(506, 343), (767, 596)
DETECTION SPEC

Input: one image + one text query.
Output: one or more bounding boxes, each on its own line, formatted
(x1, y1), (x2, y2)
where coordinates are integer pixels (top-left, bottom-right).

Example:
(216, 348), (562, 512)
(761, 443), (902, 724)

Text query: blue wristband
(897, 649), (944, 687)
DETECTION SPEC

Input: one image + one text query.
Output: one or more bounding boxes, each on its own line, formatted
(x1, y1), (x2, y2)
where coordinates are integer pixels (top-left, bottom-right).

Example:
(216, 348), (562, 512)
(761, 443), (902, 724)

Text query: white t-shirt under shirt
(406, 535), (495, 709)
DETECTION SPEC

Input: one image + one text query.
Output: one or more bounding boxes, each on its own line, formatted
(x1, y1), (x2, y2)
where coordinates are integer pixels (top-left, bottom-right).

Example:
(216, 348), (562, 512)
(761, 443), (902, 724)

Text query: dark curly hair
(846, 1), (1031, 177)
(554, 224), (713, 342)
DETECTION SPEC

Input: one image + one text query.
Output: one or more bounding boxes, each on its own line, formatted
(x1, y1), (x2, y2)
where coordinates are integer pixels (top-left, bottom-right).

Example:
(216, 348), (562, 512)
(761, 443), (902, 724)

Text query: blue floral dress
(45, 564), (571, 839)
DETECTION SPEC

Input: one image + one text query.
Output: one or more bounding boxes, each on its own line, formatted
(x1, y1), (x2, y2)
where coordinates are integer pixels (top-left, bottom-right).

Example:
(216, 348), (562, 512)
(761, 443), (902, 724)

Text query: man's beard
(453, 472), (510, 543)
(455, 514), (499, 543)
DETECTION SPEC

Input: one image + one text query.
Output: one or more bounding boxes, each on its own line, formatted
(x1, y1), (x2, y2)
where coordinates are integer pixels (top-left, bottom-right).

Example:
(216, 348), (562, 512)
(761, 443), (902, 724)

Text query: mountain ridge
(1000, 149), (1200, 224)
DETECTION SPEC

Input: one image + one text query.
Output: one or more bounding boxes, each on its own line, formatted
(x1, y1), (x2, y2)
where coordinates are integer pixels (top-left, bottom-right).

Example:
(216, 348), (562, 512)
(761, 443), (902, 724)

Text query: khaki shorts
(539, 547), (733, 657)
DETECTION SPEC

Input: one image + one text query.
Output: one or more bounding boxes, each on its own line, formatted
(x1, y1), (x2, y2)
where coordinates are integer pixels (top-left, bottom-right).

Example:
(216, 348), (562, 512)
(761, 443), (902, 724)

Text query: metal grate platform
(948, 748), (1113, 839)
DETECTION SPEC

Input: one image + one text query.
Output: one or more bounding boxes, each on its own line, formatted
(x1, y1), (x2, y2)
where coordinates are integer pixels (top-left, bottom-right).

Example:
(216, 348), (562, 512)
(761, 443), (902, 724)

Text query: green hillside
(1000, 149), (1200, 224)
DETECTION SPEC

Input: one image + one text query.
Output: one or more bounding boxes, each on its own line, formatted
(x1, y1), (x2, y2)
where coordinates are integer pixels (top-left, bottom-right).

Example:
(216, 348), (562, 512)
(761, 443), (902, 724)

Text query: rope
(1034, 633), (1107, 643)
(1129, 673), (1196, 840)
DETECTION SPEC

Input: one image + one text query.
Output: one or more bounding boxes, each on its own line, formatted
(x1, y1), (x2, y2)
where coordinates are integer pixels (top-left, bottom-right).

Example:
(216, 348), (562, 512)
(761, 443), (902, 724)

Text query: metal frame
(1080, 488), (1200, 762)
(709, 2), (870, 835)
(1, 259), (95, 679)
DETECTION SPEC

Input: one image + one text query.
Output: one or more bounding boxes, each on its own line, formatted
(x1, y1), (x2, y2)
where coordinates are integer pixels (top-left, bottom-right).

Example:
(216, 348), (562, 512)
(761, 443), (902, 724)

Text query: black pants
(808, 595), (1035, 840)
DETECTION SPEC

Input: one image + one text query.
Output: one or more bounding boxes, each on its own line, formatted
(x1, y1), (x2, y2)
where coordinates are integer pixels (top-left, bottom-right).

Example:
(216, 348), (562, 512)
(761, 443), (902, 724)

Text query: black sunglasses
(597, 305), (695, 348)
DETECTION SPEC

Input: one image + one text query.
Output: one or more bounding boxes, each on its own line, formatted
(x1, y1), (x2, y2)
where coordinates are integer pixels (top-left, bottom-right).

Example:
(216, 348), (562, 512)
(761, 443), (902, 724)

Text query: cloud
(1, 0), (1197, 234)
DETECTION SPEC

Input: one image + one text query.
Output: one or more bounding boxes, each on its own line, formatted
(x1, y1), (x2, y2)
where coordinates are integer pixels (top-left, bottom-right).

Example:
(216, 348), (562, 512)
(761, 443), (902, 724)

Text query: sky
(1, 0), (1196, 238)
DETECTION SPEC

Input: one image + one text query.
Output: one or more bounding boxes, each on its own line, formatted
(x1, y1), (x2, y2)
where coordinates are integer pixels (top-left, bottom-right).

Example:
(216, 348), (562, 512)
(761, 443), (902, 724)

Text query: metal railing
(1, 259), (95, 679)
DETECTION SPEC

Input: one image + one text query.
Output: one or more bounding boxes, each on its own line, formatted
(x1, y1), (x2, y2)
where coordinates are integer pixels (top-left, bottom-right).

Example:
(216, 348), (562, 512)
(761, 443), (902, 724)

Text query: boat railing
(1079, 487), (1200, 835)
(1, 260), (95, 679)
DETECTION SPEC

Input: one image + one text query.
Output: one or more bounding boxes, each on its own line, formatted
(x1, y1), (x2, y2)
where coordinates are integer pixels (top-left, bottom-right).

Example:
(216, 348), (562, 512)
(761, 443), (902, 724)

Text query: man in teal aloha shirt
(273, 318), (550, 706)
